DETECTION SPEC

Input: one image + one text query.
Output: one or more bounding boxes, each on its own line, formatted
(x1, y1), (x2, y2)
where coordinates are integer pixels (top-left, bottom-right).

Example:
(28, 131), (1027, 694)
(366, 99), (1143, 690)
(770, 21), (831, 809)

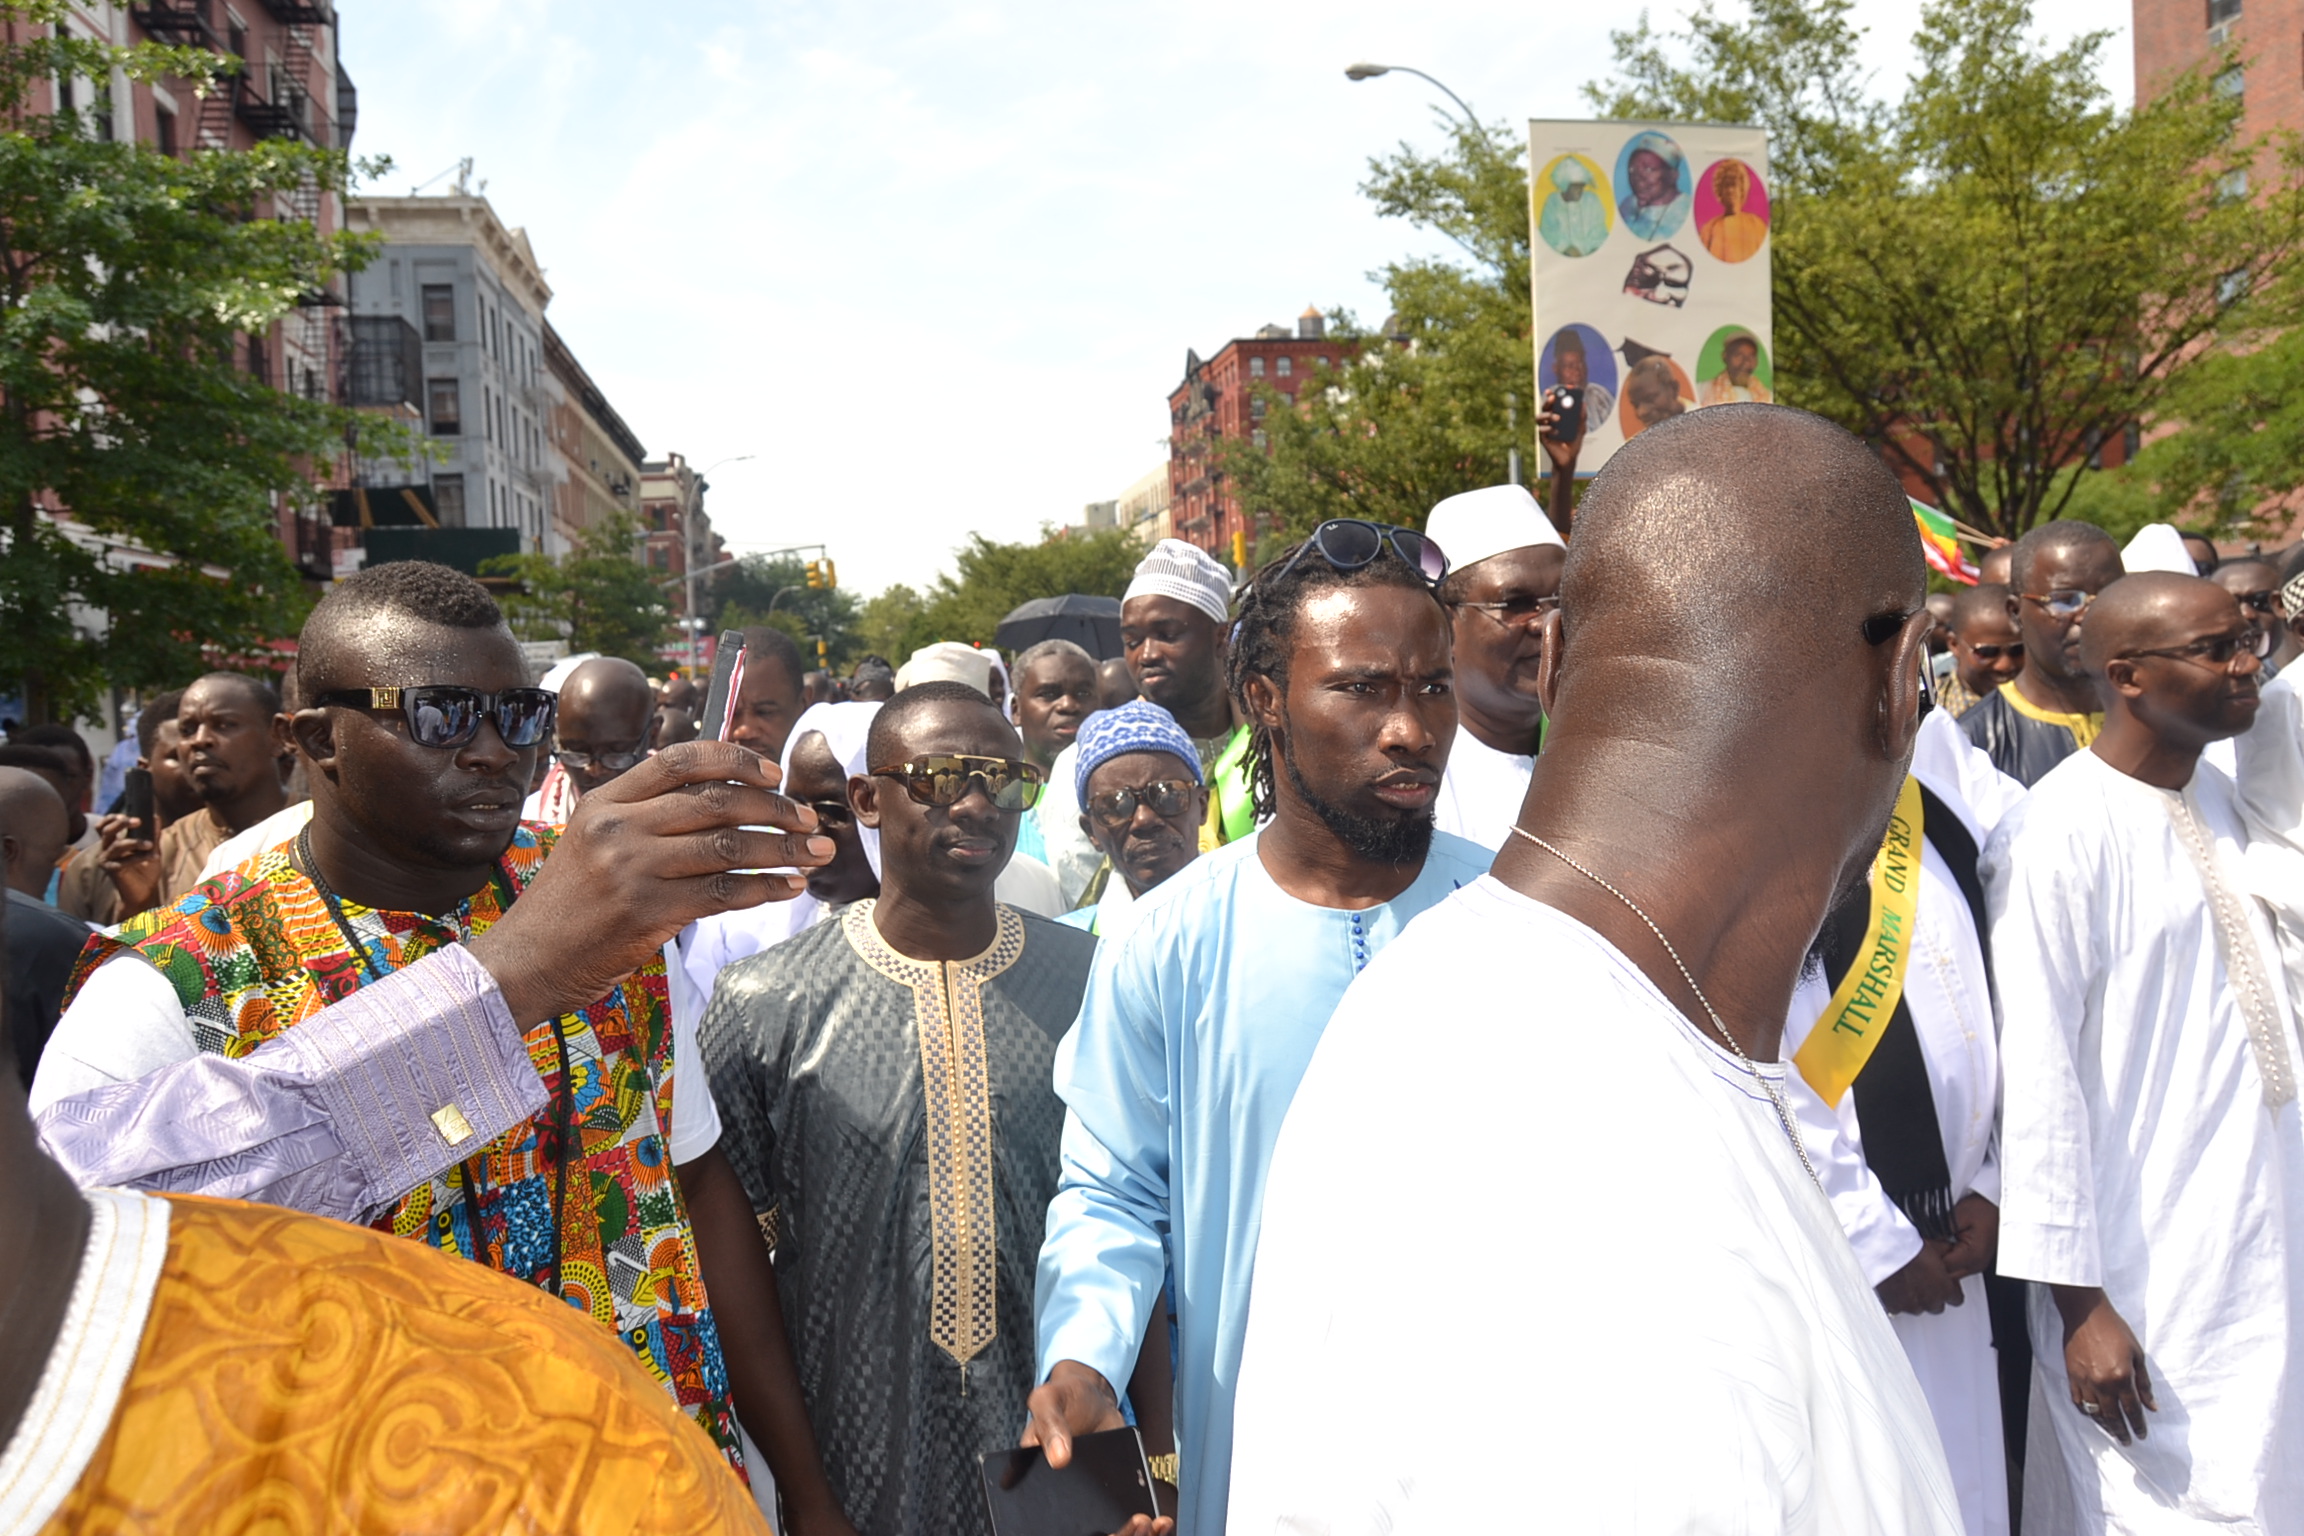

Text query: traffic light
(805, 560), (824, 590)
(823, 559), (837, 590)
(1231, 528), (1247, 569)
(816, 637), (829, 666)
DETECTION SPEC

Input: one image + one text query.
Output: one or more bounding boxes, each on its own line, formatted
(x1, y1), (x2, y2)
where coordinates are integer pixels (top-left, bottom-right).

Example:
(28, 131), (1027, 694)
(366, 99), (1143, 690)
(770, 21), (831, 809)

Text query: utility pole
(1507, 391), (1523, 486)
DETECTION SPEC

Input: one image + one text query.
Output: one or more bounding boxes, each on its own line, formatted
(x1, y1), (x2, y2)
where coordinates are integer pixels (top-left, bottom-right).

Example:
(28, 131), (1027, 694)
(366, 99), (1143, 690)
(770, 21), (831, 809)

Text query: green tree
(705, 553), (862, 669)
(914, 527), (1143, 647)
(854, 582), (931, 666)
(0, 3), (406, 720)
(486, 510), (672, 669)
(1592, 0), (2304, 539)
(1223, 116), (1536, 538)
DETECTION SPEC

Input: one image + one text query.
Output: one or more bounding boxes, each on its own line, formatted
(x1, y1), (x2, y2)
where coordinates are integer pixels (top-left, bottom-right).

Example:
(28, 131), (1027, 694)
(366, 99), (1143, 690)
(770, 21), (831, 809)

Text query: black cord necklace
(293, 826), (576, 1301)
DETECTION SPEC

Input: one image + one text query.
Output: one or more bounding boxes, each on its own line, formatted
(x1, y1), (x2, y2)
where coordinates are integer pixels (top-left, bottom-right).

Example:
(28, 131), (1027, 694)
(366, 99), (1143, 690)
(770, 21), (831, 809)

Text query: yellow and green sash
(1794, 775), (1924, 1107)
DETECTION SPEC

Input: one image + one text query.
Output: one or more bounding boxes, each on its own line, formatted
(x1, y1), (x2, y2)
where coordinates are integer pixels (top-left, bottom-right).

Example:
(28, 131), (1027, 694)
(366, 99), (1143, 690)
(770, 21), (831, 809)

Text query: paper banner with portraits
(1529, 119), (1771, 476)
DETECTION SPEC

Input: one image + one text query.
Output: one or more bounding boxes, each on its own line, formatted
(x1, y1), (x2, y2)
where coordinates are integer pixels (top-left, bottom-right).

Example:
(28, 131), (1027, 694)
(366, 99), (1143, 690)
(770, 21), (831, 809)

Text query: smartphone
(1547, 385), (1583, 443)
(698, 631), (748, 744)
(120, 766), (155, 839)
(979, 1427), (1158, 1536)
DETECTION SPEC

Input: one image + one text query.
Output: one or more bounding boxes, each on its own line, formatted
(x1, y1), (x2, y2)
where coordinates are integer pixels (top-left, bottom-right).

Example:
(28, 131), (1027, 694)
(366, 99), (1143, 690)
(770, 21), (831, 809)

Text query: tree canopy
(486, 510), (673, 670)
(0, 2), (405, 719)
(705, 552), (863, 671)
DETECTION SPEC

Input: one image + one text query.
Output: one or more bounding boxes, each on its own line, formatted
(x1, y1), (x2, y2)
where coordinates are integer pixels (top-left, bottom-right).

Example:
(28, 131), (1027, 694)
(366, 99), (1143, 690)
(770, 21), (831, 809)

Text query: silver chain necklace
(1511, 825), (1820, 1185)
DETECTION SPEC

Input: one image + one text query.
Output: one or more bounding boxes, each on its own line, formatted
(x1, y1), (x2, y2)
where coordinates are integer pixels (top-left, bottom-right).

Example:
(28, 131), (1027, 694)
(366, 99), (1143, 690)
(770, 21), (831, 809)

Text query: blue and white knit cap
(1073, 699), (1205, 803)
(1125, 539), (1234, 625)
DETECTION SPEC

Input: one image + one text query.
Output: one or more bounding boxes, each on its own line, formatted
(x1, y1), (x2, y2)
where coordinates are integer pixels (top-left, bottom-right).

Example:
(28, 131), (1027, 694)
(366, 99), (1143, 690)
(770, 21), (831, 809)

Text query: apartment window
(1277, 356), (1293, 377)
(421, 285), (456, 342)
(228, 22), (247, 62)
(433, 474), (465, 526)
(2207, 0), (2241, 25)
(155, 105), (176, 156)
(1249, 357), (1265, 378)
(2216, 66), (2245, 99)
(1252, 430), (1268, 449)
(1250, 395), (1267, 418)
(246, 334), (268, 385)
(427, 377), (462, 435)
(2219, 169), (2249, 202)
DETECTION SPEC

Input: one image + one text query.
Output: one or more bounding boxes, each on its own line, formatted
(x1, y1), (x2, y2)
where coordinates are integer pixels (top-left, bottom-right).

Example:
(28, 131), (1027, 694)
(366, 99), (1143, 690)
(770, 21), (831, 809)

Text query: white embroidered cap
(894, 642), (993, 696)
(1124, 539), (1234, 625)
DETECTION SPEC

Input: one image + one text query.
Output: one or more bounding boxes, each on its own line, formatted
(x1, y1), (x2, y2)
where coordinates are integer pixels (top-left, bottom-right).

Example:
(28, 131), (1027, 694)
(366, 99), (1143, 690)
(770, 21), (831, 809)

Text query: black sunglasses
(2118, 627), (2273, 671)
(1266, 519), (1449, 593)
(870, 755), (1045, 812)
(315, 686), (558, 750)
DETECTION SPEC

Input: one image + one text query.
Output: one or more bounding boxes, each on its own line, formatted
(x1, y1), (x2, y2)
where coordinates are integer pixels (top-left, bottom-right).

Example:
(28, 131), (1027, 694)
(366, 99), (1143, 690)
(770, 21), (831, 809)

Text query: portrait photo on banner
(1614, 130), (1692, 242)
(1538, 324), (1618, 431)
(1535, 153), (1614, 258)
(1696, 325), (1774, 406)
(1694, 158), (1770, 263)
(1617, 337), (1694, 438)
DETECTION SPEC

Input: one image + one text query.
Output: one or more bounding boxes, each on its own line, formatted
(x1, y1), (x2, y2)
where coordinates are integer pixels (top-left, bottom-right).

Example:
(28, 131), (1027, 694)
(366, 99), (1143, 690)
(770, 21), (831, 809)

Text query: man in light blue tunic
(1025, 519), (1493, 1535)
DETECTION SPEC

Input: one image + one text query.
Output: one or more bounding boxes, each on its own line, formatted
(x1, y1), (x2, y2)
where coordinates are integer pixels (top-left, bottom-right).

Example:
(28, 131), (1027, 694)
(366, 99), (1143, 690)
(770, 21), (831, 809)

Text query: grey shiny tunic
(701, 900), (1095, 1536)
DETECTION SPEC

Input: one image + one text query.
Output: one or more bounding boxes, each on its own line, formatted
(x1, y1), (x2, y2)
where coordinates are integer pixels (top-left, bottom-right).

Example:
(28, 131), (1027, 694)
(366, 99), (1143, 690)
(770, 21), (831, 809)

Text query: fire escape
(132, 0), (354, 579)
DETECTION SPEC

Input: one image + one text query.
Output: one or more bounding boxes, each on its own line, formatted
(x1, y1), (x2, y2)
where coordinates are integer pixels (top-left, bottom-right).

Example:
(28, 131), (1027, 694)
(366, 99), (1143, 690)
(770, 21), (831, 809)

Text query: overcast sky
(342, 0), (2132, 597)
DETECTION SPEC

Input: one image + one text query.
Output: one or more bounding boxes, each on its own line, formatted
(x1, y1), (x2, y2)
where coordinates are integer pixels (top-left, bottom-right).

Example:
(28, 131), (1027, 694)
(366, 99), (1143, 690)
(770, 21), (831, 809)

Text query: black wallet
(979, 1426), (1158, 1536)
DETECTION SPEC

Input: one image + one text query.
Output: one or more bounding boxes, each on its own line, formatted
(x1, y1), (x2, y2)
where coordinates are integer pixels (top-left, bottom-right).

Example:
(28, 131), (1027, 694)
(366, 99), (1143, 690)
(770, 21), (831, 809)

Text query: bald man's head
(1540, 404), (1931, 914)
(2081, 572), (2262, 748)
(0, 767), (68, 899)
(1554, 404), (1924, 727)
(554, 657), (657, 796)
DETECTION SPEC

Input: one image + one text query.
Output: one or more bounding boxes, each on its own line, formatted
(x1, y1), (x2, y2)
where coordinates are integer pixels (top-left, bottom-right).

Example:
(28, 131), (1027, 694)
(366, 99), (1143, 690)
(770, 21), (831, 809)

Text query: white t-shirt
(1228, 877), (1963, 1534)
(34, 939), (721, 1165)
(197, 799), (314, 884)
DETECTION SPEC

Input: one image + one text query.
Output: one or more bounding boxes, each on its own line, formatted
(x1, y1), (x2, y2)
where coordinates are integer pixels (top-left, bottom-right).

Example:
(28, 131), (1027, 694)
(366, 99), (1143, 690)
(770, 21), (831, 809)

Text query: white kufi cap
(1423, 484), (1565, 574)
(894, 641), (994, 696)
(1124, 538), (1234, 625)
(2118, 522), (2197, 577)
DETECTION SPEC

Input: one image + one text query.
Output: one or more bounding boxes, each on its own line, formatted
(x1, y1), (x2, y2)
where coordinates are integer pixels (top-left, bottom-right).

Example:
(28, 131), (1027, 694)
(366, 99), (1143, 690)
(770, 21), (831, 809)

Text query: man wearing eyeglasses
(1960, 520), (2124, 787)
(542, 656), (660, 811)
(1057, 700), (1209, 940)
(2209, 557), (2284, 677)
(29, 560), (834, 1476)
(1423, 483), (1566, 851)
(1938, 583), (2025, 719)
(1988, 572), (2303, 1532)
(697, 680), (1097, 1536)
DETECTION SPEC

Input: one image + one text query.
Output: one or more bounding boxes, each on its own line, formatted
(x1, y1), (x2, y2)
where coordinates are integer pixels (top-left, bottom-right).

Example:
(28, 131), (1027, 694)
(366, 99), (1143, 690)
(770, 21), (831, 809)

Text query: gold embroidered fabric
(842, 900), (1025, 1369)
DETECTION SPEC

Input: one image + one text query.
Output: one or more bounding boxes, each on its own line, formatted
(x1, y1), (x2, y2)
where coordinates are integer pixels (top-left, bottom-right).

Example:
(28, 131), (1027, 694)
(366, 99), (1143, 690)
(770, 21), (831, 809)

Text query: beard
(1282, 749), (1434, 867)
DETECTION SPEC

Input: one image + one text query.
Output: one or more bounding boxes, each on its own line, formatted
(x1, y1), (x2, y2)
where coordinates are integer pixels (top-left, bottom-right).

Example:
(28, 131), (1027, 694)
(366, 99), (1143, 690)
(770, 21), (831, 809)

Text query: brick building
(51, 1), (360, 580)
(1167, 307), (1343, 562)
(2135, 0), (2292, 149)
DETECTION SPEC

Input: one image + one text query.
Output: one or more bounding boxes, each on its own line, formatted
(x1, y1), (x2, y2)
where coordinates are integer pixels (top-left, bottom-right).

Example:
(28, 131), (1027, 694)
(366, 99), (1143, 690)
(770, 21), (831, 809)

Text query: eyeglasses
(2117, 628), (2272, 671)
(1086, 778), (1198, 827)
(1449, 593), (1561, 629)
(555, 743), (650, 773)
(2235, 589), (2279, 615)
(1961, 642), (2024, 661)
(870, 755), (1045, 811)
(806, 798), (854, 827)
(1265, 519), (1449, 594)
(2021, 588), (2097, 620)
(315, 686), (557, 750)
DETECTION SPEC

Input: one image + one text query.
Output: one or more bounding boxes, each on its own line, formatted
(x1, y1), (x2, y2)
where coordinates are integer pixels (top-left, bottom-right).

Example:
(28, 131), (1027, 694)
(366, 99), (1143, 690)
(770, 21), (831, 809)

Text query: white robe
(1782, 711), (2022, 1536)
(1228, 877), (1963, 1535)
(1985, 748), (2304, 1533)
(2234, 670), (2304, 1025)
(1430, 723), (1533, 853)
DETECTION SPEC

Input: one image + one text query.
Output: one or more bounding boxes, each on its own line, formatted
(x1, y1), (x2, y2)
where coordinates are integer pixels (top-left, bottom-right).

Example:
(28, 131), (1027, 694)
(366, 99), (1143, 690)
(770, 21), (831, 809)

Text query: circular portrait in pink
(1693, 158), (1771, 264)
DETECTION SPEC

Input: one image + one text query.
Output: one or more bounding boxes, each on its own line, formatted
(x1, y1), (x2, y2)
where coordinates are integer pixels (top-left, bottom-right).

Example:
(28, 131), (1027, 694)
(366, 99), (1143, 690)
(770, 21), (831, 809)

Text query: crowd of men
(0, 400), (2297, 1535)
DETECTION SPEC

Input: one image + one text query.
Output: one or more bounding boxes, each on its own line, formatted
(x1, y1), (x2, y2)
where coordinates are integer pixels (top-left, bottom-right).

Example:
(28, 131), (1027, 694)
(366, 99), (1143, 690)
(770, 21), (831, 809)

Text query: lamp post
(684, 453), (756, 675)
(1342, 62), (1477, 129)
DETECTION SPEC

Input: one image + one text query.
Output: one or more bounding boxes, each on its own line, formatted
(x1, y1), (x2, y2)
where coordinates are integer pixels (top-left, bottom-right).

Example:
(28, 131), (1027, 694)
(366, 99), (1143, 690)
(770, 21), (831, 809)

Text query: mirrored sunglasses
(1086, 779), (1197, 827)
(871, 754), (1045, 812)
(316, 686), (557, 750)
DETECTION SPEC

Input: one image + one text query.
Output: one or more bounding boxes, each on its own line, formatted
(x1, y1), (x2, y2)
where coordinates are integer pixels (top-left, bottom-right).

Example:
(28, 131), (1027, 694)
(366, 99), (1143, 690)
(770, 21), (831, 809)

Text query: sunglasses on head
(870, 755), (1045, 812)
(1264, 519), (1450, 594)
(315, 686), (557, 750)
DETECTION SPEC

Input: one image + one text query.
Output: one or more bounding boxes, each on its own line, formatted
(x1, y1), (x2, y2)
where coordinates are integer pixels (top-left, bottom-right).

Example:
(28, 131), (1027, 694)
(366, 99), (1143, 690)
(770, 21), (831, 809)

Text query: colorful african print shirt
(701, 900), (1097, 1536)
(62, 826), (743, 1470)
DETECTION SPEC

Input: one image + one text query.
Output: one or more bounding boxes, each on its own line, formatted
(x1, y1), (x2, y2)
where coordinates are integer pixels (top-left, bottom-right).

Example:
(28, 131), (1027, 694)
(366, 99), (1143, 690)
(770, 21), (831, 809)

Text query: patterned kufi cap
(1125, 539), (1234, 626)
(1074, 699), (1205, 803)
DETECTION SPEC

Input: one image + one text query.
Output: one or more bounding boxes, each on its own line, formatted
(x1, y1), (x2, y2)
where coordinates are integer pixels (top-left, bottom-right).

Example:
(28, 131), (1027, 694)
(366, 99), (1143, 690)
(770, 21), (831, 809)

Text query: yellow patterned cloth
(36, 1193), (765, 1536)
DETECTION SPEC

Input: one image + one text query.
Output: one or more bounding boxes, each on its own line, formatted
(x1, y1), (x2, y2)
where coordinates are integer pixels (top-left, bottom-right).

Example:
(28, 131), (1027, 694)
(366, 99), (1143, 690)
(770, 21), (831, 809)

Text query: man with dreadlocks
(1024, 521), (1489, 1534)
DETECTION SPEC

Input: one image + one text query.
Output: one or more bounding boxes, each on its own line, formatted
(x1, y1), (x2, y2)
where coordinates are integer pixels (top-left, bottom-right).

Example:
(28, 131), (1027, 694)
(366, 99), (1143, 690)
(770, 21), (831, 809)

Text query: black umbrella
(995, 594), (1124, 660)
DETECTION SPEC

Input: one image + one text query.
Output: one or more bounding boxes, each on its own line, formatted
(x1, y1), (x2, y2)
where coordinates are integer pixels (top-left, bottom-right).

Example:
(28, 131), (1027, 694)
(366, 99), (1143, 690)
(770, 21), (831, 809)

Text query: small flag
(1911, 499), (1978, 585)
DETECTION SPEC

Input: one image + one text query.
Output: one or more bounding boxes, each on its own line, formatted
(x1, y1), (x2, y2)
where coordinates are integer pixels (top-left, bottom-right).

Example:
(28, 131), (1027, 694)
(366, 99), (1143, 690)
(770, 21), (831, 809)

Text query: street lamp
(1342, 62), (1477, 128)
(683, 454), (756, 675)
